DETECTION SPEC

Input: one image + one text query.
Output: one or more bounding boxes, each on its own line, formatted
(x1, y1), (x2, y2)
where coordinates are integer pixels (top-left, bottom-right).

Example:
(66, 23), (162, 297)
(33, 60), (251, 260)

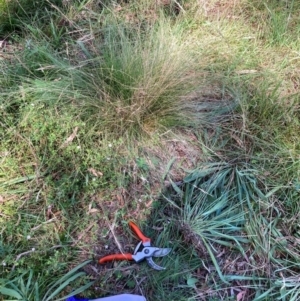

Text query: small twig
(71, 222), (96, 246)
(11, 245), (65, 272)
(11, 249), (36, 272)
(31, 217), (57, 231)
(35, 189), (42, 202)
(49, 244), (64, 250)
(108, 221), (124, 254)
(134, 276), (146, 296)
(173, 0), (186, 13)
(15, 214), (21, 227)
(98, 202), (124, 253)
(60, 126), (79, 149)
(15, 250), (35, 261)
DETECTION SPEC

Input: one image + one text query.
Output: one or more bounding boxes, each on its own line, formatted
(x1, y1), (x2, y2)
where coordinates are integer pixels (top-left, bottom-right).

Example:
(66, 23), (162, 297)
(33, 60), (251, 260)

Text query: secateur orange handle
(129, 221), (151, 244)
(99, 253), (133, 264)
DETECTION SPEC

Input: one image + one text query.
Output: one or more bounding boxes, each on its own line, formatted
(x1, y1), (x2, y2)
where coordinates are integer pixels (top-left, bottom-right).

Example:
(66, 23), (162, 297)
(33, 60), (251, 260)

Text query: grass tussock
(5, 17), (203, 138)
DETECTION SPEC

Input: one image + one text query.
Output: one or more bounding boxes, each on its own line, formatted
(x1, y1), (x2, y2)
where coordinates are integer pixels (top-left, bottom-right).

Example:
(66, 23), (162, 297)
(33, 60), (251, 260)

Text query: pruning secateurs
(99, 221), (171, 271)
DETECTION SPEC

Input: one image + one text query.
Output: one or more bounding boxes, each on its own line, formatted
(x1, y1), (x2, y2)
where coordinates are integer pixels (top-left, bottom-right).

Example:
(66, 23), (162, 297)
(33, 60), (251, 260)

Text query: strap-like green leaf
(43, 260), (91, 301)
(44, 272), (86, 301)
(0, 287), (23, 299)
(55, 280), (95, 301)
(202, 238), (229, 285)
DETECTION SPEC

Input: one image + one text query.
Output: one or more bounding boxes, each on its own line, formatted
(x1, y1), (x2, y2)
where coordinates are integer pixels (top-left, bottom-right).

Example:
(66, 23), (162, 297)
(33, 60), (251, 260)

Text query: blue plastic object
(66, 294), (146, 301)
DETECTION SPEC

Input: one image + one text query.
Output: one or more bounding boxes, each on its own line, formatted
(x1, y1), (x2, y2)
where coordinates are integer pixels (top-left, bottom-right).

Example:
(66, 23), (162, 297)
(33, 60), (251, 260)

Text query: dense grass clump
(13, 19), (202, 137)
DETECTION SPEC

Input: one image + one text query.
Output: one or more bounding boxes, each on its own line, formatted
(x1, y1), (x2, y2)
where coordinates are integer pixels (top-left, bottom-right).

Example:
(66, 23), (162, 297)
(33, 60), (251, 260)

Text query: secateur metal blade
(146, 248), (172, 270)
(152, 248), (172, 257)
(146, 257), (165, 271)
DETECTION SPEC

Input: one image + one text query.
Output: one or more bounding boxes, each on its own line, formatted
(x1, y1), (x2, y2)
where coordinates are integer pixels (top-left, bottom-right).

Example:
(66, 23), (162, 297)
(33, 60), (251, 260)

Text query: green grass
(0, 0), (67, 37)
(0, 0), (300, 300)
(0, 260), (94, 300)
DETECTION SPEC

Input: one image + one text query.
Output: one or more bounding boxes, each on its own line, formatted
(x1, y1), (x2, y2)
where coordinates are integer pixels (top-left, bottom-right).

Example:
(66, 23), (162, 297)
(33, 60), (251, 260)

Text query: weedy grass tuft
(159, 161), (300, 300)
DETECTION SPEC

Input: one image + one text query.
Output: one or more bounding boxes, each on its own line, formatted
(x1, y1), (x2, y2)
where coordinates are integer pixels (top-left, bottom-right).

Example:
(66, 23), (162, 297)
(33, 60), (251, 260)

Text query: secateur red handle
(129, 221), (151, 244)
(99, 253), (133, 264)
